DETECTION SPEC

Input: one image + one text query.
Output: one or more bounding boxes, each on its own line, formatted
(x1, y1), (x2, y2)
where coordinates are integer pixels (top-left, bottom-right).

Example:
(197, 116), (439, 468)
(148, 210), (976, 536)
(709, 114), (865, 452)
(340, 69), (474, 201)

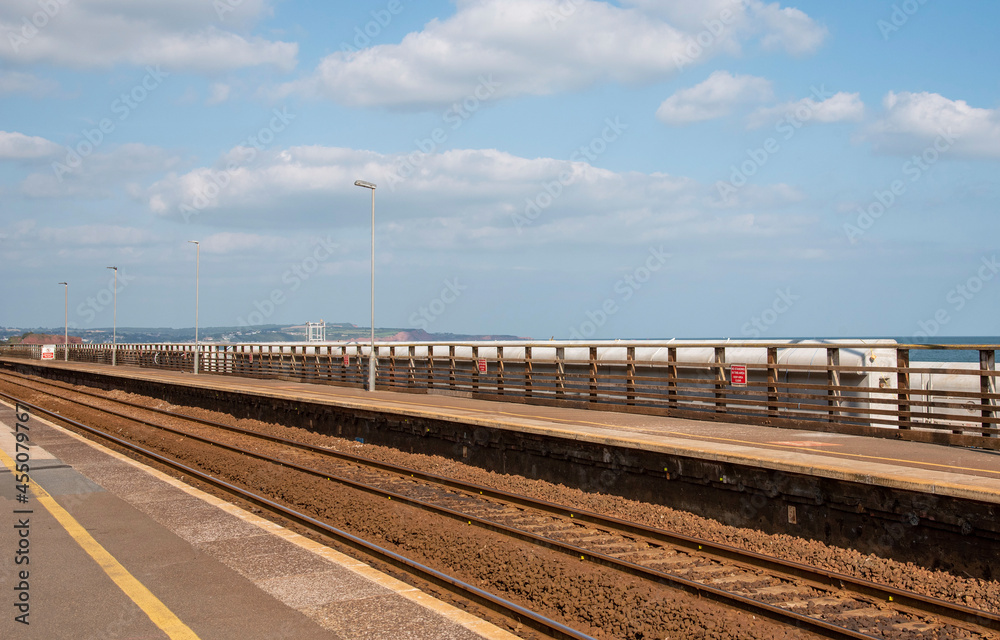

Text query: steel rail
(0, 390), (595, 640)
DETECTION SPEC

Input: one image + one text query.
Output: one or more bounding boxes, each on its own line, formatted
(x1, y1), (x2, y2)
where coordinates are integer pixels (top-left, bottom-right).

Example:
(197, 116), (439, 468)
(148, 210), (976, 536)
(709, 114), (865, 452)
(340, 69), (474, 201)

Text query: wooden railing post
(667, 347), (678, 411)
(714, 346), (726, 413)
(981, 349), (996, 437)
(407, 345), (416, 389)
(555, 347), (566, 398)
(897, 347), (911, 429)
(589, 346), (598, 402)
(626, 346), (636, 406)
(827, 347), (841, 420)
(387, 346), (394, 386)
(427, 345), (435, 387)
(767, 347), (778, 417)
(472, 345), (479, 392)
(497, 346), (505, 396)
(356, 344), (363, 384)
(524, 346), (533, 398)
(448, 345), (457, 390)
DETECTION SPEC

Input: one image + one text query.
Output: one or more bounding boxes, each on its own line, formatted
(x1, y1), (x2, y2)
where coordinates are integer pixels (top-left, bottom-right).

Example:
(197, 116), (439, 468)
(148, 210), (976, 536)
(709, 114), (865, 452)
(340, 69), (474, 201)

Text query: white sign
(41, 344), (56, 360)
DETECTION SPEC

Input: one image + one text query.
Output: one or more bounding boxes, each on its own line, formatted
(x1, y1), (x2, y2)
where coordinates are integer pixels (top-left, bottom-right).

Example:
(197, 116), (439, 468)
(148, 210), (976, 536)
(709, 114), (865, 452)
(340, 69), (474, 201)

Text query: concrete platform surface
(0, 398), (518, 640)
(3, 358), (1000, 507)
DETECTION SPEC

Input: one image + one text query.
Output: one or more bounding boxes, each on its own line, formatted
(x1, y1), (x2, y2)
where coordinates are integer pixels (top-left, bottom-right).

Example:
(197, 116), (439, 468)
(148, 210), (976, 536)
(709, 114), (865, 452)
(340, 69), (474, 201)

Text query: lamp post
(58, 282), (68, 361)
(354, 179), (377, 392)
(188, 240), (200, 375)
(106, 266), (117, 366)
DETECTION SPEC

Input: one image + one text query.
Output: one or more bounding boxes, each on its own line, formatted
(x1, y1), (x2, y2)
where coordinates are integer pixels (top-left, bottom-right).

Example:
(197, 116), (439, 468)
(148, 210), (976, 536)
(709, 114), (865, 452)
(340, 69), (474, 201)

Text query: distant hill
(7, 332), (83, 345)
(383, 329), (527, 342)
(0, 324), (529, 344)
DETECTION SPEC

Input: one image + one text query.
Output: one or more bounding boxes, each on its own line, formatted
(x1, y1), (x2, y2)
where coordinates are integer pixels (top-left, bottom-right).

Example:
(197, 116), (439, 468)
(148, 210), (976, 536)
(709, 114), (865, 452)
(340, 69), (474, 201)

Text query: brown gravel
(127, 389), (1000, 618)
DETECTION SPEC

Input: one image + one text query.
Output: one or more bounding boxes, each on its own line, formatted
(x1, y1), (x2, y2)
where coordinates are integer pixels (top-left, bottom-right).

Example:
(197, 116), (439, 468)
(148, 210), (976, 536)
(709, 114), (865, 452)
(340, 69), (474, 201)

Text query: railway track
(0, 377), (591, 640)
(1, 370), (997, 640)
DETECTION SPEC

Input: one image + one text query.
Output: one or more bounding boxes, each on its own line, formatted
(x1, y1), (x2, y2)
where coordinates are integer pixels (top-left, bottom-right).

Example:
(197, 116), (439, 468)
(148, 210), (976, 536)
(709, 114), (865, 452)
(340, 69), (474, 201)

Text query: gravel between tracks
(110, 390), (998, 616)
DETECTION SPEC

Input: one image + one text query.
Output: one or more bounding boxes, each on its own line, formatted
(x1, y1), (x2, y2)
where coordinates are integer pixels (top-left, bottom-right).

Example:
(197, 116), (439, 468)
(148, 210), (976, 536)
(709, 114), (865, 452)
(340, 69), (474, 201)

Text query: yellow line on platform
(0, 446), (201, 640)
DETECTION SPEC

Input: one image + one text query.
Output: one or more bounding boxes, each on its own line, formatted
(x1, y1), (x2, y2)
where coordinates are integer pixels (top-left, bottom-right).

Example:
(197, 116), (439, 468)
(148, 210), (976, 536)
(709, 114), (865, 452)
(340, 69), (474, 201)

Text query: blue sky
(1, 0), (998, 340)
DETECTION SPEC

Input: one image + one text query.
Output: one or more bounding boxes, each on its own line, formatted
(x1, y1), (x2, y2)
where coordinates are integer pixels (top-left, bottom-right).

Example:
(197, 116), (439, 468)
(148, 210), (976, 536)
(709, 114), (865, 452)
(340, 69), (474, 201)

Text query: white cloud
(746, 91), (864, 129)
(206, 83), (231, 105)
(144, 143), (811, 253)
(0, 70), (57, 96)
(619, 0), (826, 55)
(0, 130), (61, 159)
(283, 0), (825, 109)
(657, 71), (772, 125)
(755, 3), (827, 55)
(0, 0), (296, 72)
(36, 225), (155, 247)
(712, 182), (805, 209)
(622, 0), (751, 30)
(201, 232), (294, 254)
(22, 144), (180, 198)
(865, 91), (1000, 158)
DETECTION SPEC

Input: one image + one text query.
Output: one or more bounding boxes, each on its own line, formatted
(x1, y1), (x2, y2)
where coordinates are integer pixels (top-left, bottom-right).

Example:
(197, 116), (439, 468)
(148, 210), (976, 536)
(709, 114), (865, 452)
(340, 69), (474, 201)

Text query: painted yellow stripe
(0, 447), (200, 640)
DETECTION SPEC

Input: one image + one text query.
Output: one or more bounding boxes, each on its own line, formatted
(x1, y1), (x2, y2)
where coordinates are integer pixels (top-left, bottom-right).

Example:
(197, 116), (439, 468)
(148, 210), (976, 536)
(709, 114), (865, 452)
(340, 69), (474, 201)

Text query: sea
(819, 337), (998, 363)
(717, 337), (997, 362)
(658, 337), (996, 363)
(888, 336), (1000, 363)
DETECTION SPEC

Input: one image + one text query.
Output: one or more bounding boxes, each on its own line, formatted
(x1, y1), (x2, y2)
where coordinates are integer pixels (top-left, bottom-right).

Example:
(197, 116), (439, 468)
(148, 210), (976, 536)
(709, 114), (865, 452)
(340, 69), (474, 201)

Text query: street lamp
(58, 282), (68, 361)
(354, 179), (377, 392)
(106, 266), (117, 366)
(188, 241), (200, 375)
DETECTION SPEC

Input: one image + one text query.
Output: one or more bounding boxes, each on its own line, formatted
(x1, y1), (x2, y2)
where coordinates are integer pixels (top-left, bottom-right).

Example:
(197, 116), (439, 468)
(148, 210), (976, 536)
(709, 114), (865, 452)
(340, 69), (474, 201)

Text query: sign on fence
(730, 364), (747, 387)
(477, 358), (487, 373)
(343, 353), (350, 367)
(41, 345), (56, 360)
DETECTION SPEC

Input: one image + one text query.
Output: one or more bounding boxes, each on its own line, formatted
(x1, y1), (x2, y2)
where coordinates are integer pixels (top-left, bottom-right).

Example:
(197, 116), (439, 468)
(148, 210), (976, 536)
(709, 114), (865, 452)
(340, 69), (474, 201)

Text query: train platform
(3, 357), (998, 508)
(0, 397), (518, 639)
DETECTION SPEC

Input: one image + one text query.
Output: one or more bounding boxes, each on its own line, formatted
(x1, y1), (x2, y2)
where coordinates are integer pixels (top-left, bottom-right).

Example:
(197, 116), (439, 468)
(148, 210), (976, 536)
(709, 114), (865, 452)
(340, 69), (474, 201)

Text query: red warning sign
(477, 358), (487, 373)
(730, 364), (747, 387)
(343, 353), (350, 366)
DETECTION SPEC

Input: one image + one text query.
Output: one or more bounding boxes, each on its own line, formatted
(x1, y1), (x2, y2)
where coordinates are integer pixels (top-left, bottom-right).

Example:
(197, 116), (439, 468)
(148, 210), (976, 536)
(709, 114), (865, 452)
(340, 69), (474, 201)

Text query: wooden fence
(2, 340), (996, 449)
